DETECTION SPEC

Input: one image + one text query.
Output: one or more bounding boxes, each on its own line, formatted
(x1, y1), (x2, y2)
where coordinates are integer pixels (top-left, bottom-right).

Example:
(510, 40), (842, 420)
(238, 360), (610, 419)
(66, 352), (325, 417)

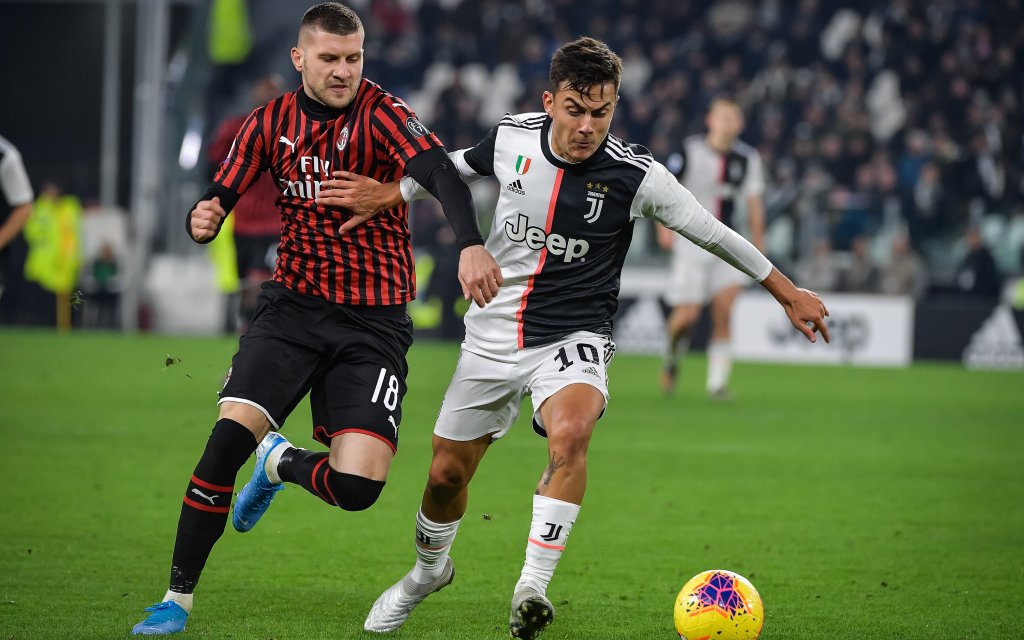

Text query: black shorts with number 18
(219, 281), (413, 452)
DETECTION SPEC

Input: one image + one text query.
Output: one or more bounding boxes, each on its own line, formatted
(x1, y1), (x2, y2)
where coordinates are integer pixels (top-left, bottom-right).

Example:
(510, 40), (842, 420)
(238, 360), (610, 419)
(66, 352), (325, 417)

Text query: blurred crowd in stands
(10, 0), (1022, 332)
(334, 0), (1023, 298)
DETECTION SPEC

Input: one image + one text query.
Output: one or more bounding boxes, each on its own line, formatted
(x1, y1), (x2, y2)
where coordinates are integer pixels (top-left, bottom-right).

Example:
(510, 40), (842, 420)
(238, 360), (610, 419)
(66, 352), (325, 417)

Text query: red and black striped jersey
(213, 79), (444, 305)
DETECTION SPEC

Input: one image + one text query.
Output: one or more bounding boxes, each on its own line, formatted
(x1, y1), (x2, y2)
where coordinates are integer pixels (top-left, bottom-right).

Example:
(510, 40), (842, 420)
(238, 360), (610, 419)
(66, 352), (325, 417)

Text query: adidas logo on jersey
(505, 179), (526, 195)
(505, 213), (590, 263)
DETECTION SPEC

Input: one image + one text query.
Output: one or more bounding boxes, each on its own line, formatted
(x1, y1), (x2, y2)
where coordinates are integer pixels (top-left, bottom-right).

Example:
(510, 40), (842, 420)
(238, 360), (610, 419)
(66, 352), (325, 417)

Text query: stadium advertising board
(731, 292), (914, 367)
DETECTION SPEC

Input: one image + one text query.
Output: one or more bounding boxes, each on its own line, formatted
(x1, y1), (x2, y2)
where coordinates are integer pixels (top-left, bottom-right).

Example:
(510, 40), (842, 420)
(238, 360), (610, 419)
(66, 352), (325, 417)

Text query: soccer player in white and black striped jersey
(656, 97), (767, 399)
(317, 37), (828, 639)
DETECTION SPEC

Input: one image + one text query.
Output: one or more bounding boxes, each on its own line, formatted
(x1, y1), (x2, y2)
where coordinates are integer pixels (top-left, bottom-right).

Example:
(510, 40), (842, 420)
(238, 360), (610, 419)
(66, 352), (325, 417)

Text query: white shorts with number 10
(434, 331), (616, 441)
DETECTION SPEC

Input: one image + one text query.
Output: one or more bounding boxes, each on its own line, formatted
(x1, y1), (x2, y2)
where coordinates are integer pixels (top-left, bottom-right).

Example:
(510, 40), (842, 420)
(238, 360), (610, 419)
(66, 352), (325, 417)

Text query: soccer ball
(674, 569), (764, 640)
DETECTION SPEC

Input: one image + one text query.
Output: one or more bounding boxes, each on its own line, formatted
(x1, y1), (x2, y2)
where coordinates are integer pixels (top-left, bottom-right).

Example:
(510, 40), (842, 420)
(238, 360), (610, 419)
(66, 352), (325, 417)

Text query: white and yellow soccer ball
(674, 569), (764, 640)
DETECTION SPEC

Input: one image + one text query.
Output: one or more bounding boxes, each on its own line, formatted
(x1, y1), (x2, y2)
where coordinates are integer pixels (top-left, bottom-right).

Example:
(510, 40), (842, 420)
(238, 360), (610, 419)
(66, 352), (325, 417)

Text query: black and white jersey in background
(665, 135), (764, 231)
(403, 113), (772, 357)
(0, 134), (34, 223)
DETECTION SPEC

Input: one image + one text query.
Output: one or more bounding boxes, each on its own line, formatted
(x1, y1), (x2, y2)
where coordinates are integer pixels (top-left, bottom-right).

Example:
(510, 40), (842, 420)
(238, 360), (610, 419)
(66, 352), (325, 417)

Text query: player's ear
(290, 46), (303, 72)
(542, 91), (554, 117)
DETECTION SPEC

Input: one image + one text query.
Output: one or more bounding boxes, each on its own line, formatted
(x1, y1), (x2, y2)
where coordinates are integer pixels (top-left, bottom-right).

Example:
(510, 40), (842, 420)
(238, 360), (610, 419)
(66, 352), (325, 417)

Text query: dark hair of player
(300, 2), (363, 37)
(549, 37), (623, 96)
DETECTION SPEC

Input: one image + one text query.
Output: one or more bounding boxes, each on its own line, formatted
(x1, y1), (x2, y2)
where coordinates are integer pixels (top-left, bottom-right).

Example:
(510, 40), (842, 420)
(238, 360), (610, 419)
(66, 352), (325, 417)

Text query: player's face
(706, 102), (744, 143)
(543, 81), (618, 163)
(292, 28), (365, 109)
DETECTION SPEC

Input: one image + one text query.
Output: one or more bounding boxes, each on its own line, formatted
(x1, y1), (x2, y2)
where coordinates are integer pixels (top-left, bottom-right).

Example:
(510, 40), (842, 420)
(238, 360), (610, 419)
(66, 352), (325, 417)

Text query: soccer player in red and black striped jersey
(132, 3), (502, 635)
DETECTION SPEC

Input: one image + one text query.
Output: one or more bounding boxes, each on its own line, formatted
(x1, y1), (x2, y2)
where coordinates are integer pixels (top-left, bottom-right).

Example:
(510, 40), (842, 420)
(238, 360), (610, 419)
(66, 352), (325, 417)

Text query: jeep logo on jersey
(405, 117), (429, 138)
(336, 126), (350, 152)
(505, 213), (590, 263)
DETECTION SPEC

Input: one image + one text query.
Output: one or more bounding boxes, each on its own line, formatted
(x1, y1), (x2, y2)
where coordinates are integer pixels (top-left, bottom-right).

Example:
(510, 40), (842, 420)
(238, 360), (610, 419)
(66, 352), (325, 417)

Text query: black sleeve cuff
(186, 184), (240, 244)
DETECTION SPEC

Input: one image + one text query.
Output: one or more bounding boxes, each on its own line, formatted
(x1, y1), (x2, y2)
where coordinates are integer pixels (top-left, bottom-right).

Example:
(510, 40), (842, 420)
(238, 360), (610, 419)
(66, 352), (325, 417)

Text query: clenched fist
(190, 196), (227, 242)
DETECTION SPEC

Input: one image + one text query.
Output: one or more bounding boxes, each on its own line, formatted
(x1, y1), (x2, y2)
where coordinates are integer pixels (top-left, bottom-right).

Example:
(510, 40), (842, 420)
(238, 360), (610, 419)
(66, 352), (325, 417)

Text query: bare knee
(425, 459), (472, 502)
(546, 416), (594, 461)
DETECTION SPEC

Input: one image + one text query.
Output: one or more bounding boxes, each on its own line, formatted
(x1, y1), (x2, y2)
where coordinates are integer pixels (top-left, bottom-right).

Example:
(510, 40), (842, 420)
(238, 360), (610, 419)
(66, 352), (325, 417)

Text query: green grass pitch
(0, 329), (1021, 639)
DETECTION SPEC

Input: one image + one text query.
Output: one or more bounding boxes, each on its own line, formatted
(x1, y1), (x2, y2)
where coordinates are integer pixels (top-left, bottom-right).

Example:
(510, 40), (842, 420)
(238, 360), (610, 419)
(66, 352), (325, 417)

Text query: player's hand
(317, 171), (402, 233)
(783, 288), (830, 344)
(458, 244), (503, 307)
(190, 196), (226, 242)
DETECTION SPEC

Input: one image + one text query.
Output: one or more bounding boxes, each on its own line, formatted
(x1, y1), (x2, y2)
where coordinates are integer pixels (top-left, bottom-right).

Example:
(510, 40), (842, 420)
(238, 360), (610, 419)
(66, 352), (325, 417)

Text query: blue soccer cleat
(132, 601), (189, 635)
(233, 431), (290, 532)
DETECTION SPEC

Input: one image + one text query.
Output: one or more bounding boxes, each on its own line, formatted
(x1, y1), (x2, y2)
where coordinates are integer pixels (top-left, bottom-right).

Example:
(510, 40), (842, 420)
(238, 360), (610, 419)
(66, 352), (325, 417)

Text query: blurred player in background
(0, 133), (35, 324)
(131, 3), (501, 635)
(317, 37), (827, 639)
(657, 97), (765, 400)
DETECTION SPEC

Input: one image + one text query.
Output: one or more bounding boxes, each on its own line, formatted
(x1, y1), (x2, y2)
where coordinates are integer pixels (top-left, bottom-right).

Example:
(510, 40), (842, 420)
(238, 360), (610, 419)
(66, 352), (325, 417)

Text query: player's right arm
(186, 109), (268, 244)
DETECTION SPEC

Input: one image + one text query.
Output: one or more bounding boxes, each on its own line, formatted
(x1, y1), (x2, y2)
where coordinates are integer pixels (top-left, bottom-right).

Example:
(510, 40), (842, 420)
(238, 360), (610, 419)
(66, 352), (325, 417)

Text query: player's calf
(279, 447), (386, 511)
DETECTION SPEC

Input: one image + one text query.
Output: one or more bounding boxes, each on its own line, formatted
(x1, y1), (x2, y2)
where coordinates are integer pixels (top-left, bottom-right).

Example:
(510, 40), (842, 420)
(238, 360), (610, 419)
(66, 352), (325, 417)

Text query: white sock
(162, 590), (193, 613)
(410, 509), (461, 584)
(264, 441), (288, 484)
(516, 495), (580, 595)
(706, 339), (732, 392)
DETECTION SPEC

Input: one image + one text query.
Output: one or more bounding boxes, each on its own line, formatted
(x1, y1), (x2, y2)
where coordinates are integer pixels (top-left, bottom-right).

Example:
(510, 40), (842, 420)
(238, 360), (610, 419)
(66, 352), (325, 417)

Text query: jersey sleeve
(460, 125), (498, 176)
(633, 161), (772, 281)
(0, 147), (34, 207)
(212, 107), (267, 196)
(370, 98), (444, 169)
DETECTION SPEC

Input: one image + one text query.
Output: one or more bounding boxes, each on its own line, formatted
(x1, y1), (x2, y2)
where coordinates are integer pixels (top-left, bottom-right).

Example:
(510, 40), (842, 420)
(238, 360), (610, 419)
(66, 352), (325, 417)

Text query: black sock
(278, 447), (385, 510)
(278, 447), (334, 504)
(168, 418), (256, 593)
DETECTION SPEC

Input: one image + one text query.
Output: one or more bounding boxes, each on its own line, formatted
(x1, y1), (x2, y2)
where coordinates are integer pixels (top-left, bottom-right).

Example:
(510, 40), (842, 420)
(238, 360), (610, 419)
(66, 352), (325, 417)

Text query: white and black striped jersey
(404, 112), (772, 357)
(665, 135), (764, 231)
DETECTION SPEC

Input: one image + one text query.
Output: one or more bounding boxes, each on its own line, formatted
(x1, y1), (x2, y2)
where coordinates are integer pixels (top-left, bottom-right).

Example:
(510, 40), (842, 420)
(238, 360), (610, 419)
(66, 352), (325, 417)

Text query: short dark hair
(549, 37), (622, 96)
(300, 2), (362, 37)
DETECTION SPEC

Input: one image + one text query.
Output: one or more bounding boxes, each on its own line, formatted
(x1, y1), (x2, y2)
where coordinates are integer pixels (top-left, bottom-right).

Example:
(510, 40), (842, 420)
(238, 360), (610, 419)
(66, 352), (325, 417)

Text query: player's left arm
(638, 162), (829, 343)
(331, 101), (500, 306)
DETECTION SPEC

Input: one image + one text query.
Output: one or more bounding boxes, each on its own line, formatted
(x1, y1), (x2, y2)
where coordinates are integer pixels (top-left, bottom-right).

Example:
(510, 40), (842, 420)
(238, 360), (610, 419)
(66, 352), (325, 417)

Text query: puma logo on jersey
(505, 179), (526, 195)
(505, 213), (590, 263)
(278, 136), (297, 153)
(388, 415), (399, 437)
(190, 488), (219, 505)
